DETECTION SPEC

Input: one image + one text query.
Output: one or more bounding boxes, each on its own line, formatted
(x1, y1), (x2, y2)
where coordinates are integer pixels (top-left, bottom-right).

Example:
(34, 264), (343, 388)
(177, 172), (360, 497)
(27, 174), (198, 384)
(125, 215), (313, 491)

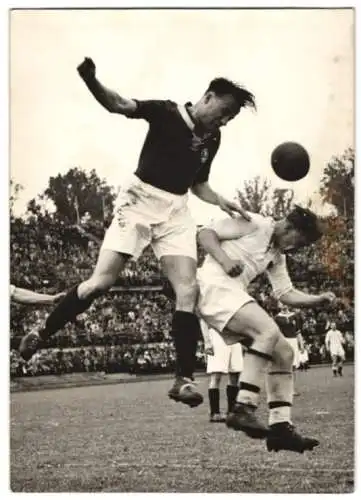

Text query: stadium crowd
(10, 214), (354, 378)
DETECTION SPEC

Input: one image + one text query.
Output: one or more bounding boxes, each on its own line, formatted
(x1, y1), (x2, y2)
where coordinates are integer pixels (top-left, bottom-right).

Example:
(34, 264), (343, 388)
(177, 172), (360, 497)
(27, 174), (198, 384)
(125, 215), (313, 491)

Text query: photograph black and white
(9, 7), (355, 493)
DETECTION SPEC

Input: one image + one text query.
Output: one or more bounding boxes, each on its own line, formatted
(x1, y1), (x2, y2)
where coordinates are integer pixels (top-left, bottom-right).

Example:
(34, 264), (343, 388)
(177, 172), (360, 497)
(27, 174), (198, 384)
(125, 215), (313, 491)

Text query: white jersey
(198, 213), (293, 299)
(197, 213), (294, 335)
(325, 329), (345, 353)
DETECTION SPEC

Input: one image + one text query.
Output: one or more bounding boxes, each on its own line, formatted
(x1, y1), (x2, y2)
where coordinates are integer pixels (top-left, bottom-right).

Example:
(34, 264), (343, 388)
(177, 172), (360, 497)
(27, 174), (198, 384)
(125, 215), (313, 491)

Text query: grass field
(10, 365), (355, 493)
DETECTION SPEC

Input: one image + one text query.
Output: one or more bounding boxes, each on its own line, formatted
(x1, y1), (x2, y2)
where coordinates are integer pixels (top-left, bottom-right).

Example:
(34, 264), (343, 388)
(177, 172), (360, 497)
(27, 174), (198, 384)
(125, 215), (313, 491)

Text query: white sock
(269, 405), (292, 426)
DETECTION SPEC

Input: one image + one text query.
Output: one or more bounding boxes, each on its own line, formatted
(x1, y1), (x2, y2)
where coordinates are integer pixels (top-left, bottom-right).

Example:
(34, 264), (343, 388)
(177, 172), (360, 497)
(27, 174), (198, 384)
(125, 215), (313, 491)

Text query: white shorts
(101, 175), (197, 260)
(285, 337), (300, 368)
(197, 269), (254, 334)
(206, 327), (244, 374)
(330, 348), (345, 360)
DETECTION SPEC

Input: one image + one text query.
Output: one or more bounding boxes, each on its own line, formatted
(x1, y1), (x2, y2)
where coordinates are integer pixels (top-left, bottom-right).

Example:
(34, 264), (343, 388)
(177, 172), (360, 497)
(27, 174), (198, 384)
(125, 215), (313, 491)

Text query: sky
(10, 8), (354, 223)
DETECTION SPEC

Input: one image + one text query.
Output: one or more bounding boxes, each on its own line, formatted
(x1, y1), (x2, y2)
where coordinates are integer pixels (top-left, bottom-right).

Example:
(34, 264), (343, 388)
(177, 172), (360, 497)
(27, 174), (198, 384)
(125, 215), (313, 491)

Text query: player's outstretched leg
(224, 303), (280, 439)
(167, 310), (203, 407)
(226, 347), (272, 439)
(19, 250), (127, 361)
(162, 257), (203, 408)
(265, 336), (319, 454)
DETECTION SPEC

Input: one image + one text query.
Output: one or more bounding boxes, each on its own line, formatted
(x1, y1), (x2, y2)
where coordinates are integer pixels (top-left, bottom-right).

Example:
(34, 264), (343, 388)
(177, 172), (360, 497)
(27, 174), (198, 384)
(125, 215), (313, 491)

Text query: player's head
(276, 205), (324, 253)
(330, 322), (336, 329)
(196, 78), (256, 131)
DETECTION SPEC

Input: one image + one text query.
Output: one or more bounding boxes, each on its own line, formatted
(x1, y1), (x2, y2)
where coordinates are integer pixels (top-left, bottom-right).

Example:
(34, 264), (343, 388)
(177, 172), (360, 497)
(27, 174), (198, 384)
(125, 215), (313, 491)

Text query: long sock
(266, 369), (293, 425)
(171, 311), (200, 379)
(208, 388), (220, 415)
(42, 285), (94, 339)
(236, 348), (272, 407)
(226, 385), (238, 413)
(268, 402), (292, 425)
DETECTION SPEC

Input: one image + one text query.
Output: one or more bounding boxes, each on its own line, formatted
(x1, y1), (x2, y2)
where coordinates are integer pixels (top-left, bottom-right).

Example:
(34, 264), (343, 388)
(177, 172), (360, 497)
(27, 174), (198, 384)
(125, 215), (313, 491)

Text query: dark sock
(226, 385), (238, 413)
(41, 285), (94, 339)
(171, 311), (200, 379)
(208, 388), (220, 415)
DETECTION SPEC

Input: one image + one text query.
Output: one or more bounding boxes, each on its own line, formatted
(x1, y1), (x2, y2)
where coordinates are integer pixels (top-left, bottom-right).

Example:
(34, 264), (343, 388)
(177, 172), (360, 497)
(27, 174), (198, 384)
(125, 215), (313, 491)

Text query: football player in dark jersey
(20, 57), (255, 408)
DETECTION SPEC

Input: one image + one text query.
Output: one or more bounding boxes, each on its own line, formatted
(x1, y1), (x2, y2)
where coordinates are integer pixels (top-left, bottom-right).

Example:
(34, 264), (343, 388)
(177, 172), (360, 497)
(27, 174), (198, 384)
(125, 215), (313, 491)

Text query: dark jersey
(127, 99), (221, 195)
(275, 311), (299, 339)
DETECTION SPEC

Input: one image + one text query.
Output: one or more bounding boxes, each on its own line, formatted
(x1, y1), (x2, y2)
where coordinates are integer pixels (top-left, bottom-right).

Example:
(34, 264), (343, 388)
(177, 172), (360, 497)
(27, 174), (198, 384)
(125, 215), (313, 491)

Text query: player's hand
(77, 57), (96, 81)
(217, 196), (251, 221)
(221, 257), (244, 277)
(320, 291), (337, 307)
(204, 344), (214, 356)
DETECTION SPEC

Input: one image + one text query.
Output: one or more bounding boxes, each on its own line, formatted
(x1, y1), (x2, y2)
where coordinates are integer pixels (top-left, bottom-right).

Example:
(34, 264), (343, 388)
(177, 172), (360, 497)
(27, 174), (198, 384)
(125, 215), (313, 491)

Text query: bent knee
(246, 324), (281, 347)
(275, 339), (295, 368)
(282, 342), (295, 366)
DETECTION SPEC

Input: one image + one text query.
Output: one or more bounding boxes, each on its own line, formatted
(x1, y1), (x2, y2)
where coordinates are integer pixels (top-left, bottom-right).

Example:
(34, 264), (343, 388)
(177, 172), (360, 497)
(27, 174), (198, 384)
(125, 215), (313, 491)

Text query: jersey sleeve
(192, 133), (221, 185)
(125, 99), (170, 122)
(199, 216), (251, 241)
(266, 254), (294, 299)
(10, 284), (16, 298)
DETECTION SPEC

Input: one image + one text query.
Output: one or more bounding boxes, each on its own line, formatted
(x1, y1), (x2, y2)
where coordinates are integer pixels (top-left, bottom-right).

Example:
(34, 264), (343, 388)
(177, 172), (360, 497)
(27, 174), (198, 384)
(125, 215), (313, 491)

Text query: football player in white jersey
(197, 205), (337, 453)
(325, 322), (345, 377)
(10, 285), (65, 305)
(201, 319), (243, 422)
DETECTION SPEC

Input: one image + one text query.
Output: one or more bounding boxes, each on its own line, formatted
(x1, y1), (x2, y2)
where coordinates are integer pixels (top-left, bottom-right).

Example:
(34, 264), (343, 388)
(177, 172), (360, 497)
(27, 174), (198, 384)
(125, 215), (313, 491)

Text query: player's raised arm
(268, 255), (337, 308)
(77, 57), (137, 114)
(192, 182), (251, 221)
(197, 217), (255, 277)
(280, 288), (337, 309)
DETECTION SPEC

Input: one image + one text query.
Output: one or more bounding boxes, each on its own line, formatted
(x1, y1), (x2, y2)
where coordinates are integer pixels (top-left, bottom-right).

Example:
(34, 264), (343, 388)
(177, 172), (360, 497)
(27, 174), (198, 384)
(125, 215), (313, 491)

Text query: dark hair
(206, 77), (256, 110)
(286, 205), (323, 243)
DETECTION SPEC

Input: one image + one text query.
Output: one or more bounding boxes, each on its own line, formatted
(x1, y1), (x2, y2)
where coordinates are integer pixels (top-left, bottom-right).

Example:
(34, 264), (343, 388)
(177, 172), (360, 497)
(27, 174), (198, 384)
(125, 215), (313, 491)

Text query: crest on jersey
(200, 148), (209, 164)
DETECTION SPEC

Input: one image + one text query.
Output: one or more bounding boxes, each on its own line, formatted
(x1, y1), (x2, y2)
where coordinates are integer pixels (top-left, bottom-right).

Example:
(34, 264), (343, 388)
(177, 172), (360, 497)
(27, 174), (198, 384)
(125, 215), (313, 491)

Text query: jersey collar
(177, 102), (196, 131)
(178, 102), (213, 139)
